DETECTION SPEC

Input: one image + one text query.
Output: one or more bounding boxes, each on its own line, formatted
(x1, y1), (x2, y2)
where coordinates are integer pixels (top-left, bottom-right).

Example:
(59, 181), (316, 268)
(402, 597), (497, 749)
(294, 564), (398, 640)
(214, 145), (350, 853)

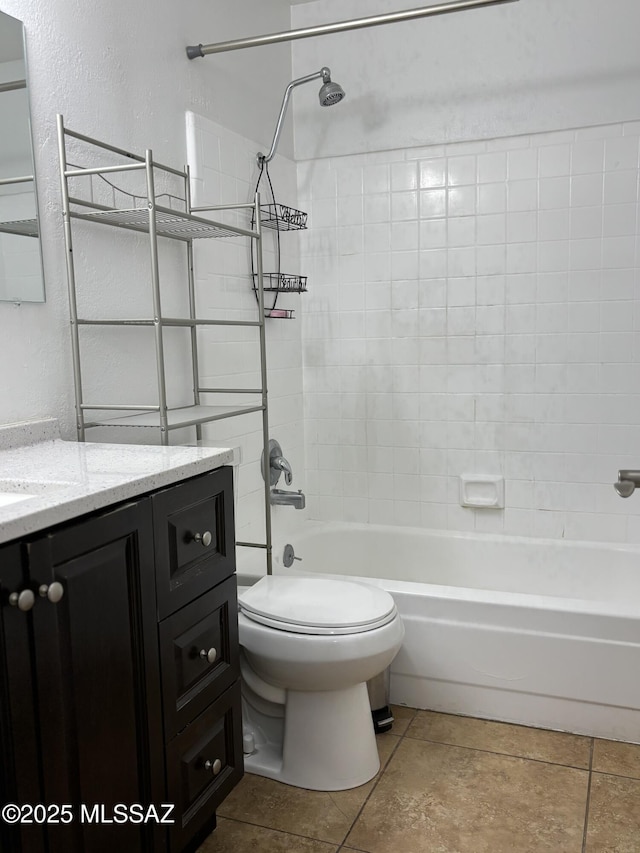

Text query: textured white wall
(292, 0), (640, 160)
(0, 0), (292, 434)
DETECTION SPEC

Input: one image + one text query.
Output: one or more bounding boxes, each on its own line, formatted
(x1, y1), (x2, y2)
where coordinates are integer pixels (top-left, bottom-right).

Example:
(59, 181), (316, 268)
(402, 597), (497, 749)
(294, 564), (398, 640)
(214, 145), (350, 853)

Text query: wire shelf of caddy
(264, 308), (295, 319)
(257, 202), (307, 231)
(255, 273), (307, 293)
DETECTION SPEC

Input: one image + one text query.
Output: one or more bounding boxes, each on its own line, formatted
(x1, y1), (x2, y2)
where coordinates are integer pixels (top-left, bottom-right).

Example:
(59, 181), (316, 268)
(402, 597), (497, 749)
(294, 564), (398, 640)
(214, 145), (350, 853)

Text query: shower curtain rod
(186, 0), (519, 58)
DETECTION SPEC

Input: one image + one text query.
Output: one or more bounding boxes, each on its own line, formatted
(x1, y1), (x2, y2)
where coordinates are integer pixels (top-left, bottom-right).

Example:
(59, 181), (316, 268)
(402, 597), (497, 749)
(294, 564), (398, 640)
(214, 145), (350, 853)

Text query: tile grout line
(335, 711), (418, 852)
(581, 738), (595, 853)
(217, 812), (347, 848)
(219, 808), (360, 853)
(403, 732), (592, 771)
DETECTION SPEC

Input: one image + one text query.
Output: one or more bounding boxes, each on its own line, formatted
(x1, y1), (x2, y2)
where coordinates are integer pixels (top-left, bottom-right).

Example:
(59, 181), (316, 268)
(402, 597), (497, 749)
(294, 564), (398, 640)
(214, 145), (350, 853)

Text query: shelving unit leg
(57, 114), (86, 441)
(145, 149), (170, 446)
(254, 195), (273, 575)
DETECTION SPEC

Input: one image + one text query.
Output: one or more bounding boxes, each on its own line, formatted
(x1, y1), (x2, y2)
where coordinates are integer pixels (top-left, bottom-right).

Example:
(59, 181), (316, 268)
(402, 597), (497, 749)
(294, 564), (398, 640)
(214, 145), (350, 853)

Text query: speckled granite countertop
(0, 418), (233, 544)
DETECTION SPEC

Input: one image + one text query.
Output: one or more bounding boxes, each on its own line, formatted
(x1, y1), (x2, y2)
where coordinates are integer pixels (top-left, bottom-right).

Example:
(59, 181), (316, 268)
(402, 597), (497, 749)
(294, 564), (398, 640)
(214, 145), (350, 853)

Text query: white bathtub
(267, 521), (640, 743)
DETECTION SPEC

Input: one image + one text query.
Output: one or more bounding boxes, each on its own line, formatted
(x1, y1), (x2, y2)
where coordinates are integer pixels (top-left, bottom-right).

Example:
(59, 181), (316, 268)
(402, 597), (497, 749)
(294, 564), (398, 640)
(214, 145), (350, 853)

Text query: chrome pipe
(259, 68), (328, 166)
(187, 0), (519, 57)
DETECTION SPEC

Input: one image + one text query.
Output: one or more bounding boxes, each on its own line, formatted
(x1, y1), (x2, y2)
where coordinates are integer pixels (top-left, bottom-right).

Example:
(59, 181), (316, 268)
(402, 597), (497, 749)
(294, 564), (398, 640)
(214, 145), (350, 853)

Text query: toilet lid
(238, 576), (397, 635)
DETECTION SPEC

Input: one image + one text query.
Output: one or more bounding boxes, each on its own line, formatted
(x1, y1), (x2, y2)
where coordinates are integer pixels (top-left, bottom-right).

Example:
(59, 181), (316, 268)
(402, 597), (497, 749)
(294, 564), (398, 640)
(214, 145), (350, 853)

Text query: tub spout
(270, 488), (306, 509)
(614, 470), (640, 498)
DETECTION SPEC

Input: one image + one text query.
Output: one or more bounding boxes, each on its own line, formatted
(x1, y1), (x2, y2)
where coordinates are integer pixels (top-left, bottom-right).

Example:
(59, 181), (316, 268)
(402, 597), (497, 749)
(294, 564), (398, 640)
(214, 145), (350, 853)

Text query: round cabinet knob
(8, 589), (35, 612)
(38, 582), (65, 604)
(192, 531), (212, 547)
(204, 758), (222, 776)
(199, 647), (217, 664)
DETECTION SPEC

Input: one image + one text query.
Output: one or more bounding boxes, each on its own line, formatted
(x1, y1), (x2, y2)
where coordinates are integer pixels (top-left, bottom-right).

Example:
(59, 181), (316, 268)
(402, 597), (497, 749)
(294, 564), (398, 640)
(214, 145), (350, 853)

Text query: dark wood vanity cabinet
(0, 466), (242, 853)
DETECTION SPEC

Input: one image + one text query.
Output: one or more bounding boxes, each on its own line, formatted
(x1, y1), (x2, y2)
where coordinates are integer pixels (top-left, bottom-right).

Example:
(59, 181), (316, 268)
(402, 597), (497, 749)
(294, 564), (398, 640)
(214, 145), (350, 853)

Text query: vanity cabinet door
(26, 500), (164, 853)
(0, 543), (46, 853)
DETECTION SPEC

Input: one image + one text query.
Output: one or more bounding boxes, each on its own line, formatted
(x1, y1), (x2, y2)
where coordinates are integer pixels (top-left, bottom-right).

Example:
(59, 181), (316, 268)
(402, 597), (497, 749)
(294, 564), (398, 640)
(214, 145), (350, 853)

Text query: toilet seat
(239, 576), (397, 636)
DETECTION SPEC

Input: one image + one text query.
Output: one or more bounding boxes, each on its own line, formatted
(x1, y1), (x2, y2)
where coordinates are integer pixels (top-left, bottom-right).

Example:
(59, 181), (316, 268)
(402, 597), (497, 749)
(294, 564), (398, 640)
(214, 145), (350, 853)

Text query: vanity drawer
(152, 467), (235, 618)
(166, 681), (243, 852)
(159, 576), (239, 739)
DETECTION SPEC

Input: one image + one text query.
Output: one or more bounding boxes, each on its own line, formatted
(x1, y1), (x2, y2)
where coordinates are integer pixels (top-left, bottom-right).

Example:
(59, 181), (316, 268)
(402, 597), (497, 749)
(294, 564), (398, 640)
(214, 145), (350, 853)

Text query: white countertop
(0, 419), (234, 544)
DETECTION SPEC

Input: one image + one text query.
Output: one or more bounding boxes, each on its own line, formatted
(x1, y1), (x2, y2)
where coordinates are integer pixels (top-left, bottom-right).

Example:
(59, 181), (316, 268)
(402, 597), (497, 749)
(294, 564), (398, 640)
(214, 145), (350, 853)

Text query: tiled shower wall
(187, 114), (305, 560)
(298, 120), (640, 543)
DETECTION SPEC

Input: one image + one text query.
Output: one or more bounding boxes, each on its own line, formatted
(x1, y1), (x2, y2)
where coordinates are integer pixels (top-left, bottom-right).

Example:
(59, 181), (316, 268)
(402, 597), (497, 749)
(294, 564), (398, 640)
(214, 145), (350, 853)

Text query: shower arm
(257, 69), (328, 166)
(187, 0), (519, 58)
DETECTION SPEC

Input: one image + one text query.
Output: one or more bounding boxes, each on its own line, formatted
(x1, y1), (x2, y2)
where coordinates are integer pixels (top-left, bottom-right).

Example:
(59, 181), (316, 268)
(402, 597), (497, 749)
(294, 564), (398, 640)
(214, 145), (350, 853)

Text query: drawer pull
(199, 647), (218, 665)
(38, 582), (65, 604)
(204, 758), (222, 776)
(8, 589), (35, 612)
(191, 530), (212, 547)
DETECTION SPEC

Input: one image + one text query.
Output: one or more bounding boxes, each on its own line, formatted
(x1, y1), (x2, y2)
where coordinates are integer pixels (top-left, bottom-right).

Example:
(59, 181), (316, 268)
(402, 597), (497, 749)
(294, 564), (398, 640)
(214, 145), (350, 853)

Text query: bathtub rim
(261, 518), (640, 621)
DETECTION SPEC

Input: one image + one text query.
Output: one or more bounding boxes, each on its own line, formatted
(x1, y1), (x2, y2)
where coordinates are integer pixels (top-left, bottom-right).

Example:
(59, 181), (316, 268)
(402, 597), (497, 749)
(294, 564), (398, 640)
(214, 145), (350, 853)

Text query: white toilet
(237, 575), (405, 791)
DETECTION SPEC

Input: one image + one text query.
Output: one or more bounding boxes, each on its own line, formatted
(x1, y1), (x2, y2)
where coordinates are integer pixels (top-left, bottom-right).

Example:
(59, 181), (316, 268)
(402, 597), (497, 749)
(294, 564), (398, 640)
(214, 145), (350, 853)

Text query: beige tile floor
(198, 706), (640, 853)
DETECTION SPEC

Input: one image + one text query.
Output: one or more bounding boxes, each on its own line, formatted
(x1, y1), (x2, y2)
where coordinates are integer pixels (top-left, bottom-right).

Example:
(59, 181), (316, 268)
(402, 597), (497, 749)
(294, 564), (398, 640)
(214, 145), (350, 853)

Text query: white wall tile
(299, 119), (640, 543)
(420, 159), (447, 189)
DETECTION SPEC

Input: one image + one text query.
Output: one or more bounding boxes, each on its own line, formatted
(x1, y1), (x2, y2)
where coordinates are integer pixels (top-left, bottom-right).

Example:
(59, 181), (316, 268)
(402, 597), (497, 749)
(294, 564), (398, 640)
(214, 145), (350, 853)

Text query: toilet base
(243, 682), (380, 791)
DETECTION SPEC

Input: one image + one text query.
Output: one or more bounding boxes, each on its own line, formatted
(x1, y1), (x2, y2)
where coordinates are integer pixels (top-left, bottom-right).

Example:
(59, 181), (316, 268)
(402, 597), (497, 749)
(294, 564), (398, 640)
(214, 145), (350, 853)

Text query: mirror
(0, 10), (44, 302)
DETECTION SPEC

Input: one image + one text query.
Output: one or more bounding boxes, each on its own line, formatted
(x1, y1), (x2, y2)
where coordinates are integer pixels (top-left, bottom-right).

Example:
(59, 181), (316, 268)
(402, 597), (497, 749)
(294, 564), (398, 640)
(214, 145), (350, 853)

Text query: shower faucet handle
(271, 455), (293, 486)
(263, 439), (294, 486)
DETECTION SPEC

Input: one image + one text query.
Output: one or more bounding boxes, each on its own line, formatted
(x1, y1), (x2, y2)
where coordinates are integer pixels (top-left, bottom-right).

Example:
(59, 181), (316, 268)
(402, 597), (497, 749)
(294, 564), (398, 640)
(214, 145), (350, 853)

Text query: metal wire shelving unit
(56, 114), (274, 572)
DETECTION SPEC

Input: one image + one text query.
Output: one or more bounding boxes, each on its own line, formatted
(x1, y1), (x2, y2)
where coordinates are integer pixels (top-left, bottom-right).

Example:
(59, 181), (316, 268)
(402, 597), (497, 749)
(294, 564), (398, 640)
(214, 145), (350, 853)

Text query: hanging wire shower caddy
(249, 165), (308, 319)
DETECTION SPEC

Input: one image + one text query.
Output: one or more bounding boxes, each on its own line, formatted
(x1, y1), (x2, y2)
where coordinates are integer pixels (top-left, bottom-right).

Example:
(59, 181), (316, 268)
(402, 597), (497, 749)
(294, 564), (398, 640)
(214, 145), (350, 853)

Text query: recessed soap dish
(459, 474), (504, 509)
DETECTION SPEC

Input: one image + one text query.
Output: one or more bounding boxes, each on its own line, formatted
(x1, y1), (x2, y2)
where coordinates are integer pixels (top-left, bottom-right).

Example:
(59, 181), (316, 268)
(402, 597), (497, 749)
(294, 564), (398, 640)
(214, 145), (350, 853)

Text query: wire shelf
(69, 205), (254, 241)
(264, 308), (295, 319)
(84, 404), (264, 430)
(254, 273), (307, 293)
(0, 218), (39, 237)
(258, 203), (307, 231)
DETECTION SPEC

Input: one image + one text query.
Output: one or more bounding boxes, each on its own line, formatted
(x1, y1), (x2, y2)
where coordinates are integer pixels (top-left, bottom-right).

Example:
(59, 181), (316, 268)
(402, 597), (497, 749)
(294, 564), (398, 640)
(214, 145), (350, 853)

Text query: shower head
(319, 72), (346, 107)
(257, 66), (345, 166)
